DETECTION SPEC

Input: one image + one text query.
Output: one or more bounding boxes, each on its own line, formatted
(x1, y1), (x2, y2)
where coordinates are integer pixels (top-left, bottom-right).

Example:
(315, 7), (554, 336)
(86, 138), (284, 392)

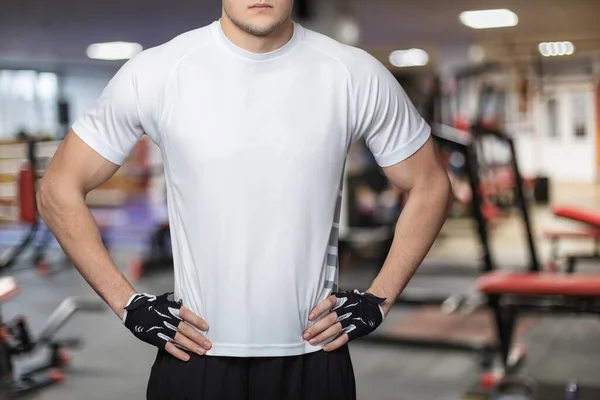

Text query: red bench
(477, 272), (600, 372)
(543, 230), (600, 240)
(479, 272), (600, 297)
(553, 205), (600, 227)
(544, 205), (600, 272)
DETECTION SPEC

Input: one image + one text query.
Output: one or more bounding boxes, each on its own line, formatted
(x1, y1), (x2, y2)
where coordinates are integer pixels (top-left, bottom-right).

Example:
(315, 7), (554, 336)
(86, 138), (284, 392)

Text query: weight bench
(0, 276), (105, 397)
(544, 205), (600, 272)
(477, 272), (600, 374)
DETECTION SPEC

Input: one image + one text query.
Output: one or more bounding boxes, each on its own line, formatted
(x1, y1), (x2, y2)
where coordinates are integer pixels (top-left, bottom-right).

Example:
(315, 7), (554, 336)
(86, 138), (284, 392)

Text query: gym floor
(4, 182), (600, 400)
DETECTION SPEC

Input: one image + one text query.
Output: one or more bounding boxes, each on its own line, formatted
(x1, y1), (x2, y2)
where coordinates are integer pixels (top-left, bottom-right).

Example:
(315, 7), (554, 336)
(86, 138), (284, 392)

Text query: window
(570, 92), (587, 139)
(0, 70), (59, 140)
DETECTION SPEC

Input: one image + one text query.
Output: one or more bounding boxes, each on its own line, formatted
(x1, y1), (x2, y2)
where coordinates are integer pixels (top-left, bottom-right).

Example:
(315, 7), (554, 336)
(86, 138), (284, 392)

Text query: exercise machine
(355, 84), (544, 361)
(402, 82), (540, 305)
(0, 276), (105, 398)
(467, 271), (600, 399)
(544, 206), (600, 273)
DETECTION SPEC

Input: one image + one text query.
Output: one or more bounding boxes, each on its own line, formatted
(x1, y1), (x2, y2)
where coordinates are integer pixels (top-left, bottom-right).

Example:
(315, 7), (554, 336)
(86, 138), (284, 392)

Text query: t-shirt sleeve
(351, 51), (431, 168)
(71, 58), (147, 166)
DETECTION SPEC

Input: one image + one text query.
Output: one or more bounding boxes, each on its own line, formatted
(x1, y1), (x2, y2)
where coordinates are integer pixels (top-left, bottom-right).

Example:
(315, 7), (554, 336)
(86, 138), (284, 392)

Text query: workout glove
(332, 289), (386, 340)
(123, 292), (182, 349)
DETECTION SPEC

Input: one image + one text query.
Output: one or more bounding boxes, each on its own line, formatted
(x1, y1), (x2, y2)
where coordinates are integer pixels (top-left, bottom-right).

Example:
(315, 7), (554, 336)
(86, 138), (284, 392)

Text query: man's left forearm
(367, 177), (453, 314)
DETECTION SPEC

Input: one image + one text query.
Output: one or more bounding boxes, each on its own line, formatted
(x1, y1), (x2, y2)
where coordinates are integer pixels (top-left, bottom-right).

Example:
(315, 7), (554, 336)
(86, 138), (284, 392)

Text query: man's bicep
(381, 136), (446, 192)
(353, 53), (432, 170)
(43, 130), (122, 194)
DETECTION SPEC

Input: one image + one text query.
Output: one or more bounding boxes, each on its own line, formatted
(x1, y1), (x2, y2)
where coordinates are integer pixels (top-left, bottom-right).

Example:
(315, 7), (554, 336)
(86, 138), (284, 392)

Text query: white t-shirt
(73, 20), (431, 357)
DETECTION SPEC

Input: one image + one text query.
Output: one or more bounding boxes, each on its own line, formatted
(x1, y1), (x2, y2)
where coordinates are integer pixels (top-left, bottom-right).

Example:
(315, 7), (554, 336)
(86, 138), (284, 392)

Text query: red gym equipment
(475, 271), (600, 390)
(544, 205), (600, 273)
(553, 206), (600, 227)
(0, 142), (40, 271)
(1, 139), (111, 276)
(1, 140), (53, 274)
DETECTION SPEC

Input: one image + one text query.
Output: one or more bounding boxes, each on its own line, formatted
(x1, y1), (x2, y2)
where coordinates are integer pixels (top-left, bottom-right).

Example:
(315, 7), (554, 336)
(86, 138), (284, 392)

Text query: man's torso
(156, 22), (353, 357)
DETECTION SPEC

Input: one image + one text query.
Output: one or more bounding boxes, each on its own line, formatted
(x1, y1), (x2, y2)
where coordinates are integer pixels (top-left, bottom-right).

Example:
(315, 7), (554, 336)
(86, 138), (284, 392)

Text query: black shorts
(147, 345), (356, 400)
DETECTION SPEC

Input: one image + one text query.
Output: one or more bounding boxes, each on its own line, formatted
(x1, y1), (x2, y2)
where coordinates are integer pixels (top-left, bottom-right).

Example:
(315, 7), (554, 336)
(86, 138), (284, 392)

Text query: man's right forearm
(37, 182), (136, 320)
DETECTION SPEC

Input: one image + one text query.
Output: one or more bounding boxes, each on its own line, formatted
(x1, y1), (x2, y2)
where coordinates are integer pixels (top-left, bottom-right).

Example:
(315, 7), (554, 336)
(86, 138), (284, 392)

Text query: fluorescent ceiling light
(460, 9), (518, 29)
(468, 45), (485, 63)
(539, 41), (575, 57)
(87, 41), (143, 61)
(389, 48), (429, 68)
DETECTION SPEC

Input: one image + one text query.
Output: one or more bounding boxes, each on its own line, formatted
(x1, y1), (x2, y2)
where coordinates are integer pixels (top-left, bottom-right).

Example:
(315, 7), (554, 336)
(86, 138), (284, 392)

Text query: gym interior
(1, 1), (600, 399)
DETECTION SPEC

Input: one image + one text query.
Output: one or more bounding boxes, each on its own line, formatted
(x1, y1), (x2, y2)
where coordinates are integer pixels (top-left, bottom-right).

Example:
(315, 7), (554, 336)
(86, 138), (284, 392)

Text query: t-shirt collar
(210, 19), (302, 62)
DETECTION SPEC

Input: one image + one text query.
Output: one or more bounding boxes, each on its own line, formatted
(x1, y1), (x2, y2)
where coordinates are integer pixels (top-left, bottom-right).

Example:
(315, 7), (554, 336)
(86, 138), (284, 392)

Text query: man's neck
(219, 17), (294, 54)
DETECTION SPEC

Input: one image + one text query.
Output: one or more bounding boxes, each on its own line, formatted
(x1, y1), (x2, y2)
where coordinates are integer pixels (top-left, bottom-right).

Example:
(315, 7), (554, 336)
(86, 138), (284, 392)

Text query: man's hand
(123, 293), (212, 362)
(303, 290), (386, 352)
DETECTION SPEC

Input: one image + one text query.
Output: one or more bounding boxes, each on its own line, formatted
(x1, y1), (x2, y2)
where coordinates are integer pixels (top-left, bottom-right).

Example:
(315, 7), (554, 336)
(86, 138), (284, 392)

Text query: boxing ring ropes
(0, 137), (152, 273)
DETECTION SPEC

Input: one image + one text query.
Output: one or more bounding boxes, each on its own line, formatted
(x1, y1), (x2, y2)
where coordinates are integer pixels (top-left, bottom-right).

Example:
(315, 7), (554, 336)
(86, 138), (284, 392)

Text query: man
(37, 1), (452, 399)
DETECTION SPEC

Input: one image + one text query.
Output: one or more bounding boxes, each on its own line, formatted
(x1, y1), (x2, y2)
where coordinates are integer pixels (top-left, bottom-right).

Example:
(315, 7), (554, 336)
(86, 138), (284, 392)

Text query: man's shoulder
(301, 26), (383, 76)
(114, 23), (215, 97)
(137, 24), (214, 67)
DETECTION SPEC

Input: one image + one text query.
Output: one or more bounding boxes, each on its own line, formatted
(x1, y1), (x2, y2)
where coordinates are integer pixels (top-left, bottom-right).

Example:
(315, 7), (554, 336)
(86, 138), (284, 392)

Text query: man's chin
(245, 22), (280, 37)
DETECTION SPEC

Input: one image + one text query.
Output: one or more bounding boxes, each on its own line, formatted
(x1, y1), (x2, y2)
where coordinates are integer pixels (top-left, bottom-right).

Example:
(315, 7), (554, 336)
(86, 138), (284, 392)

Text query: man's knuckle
(177, 323), (189, 335)
(177, 334), (189, 345)
(193, 332), (205, 343)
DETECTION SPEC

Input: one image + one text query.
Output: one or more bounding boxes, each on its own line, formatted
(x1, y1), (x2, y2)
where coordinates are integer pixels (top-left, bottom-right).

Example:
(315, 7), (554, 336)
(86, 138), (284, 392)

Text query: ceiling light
(538, 41), (575, 57)
(87, 42), (143, 61)
(460, 9), (518, 29)
(468, 45), (485, 63)
(389, 48), (429, 68)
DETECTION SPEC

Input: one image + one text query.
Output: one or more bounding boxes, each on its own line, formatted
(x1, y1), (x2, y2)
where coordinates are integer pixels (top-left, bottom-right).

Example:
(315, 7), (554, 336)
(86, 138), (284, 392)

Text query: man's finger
(180, 306), (209, 331)
(178, 322), (212, 350)
(308, 295), (337, 321)
(174, 332), (207, 357)
(323, 333), (349, 352)
(165, 342), (191, 362)
(308, 322), (342, 346)
(303, 312), (338, 340)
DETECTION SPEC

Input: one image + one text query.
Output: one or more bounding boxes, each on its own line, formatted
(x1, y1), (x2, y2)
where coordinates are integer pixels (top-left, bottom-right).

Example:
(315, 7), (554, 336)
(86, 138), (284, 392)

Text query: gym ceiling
(1, 0), (599, 71)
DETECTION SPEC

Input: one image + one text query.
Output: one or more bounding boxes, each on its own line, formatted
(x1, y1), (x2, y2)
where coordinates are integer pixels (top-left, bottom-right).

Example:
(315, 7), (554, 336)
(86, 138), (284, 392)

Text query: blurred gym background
(1, 1), (600, 399)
